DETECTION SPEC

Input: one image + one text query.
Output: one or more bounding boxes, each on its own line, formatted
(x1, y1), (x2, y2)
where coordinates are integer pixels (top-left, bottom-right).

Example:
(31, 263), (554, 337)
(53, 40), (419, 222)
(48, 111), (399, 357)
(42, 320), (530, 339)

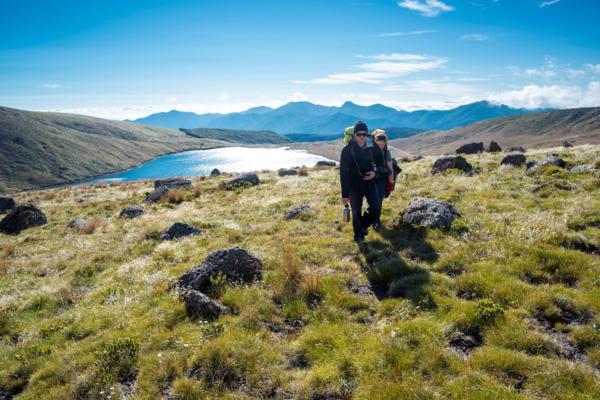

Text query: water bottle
(343, 204), (350, 222)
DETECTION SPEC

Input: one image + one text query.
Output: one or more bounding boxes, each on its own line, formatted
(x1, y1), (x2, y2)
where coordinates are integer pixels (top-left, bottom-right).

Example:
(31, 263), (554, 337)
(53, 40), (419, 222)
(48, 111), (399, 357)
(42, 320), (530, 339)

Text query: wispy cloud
(460, 33), (488, 41)
(585, 64), (600, 74)
(43, 83), (60, 89)
(540, 0), (560, 8)
(488, 82), (600, 109)
(293, 54), (447, 85)
(397, 0), (454, 17)
(375, 30), (437, 37)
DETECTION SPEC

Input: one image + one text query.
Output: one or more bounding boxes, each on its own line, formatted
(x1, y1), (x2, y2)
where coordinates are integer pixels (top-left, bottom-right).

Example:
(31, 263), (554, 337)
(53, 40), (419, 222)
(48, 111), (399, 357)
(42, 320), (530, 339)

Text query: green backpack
(343, 126), (354, 144)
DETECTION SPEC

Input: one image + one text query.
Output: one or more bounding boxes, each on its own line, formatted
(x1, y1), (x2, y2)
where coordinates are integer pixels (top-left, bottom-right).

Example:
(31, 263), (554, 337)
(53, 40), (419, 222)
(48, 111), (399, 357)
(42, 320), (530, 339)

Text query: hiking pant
(349, 184), (380, 240)
(374, 178), (387, 225)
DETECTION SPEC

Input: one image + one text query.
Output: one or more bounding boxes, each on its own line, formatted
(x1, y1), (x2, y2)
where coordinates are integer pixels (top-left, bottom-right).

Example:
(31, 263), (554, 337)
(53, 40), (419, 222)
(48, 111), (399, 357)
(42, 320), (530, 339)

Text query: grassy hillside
(0, 107), (228, 193)
(180, 127), (291, 145)
(391, 107), (600, 155)
(1, 145), (599, 399)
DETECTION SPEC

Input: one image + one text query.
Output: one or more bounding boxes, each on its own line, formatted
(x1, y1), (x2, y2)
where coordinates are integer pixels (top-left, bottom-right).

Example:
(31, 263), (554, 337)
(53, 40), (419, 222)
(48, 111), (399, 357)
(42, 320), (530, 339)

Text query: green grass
(0, 145), (599, 399)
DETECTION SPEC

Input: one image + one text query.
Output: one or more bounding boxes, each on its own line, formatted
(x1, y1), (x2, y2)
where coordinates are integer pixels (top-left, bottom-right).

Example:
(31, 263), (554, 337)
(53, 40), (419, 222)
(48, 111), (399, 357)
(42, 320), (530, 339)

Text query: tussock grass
(0, 145), (599, 398)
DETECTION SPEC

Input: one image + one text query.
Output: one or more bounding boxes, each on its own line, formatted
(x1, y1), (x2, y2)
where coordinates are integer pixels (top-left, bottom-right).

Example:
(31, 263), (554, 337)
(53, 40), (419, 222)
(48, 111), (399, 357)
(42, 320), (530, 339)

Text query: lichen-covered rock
(570, 164), (594, 172)
(501, 154), (526, 167)
(160, 222), (202, 240)
(488, 141), (502, 153)
(119, 205), (144, 219)
(285, 205), (311, 220)
(402, 197), (460, 229)
(178, 247), (263, 293)
(0, 197), (16, 213)
(278, 168), (298, 177)
(526, 154), (566, 171)
(455, 142), (484, 154)
(431, 156), (473, 175)
(0, 204), (47, 234)
(223, 173), (260, 188)
(67, 218), (87, 230)
(153, 177), (192, 189)
(180, 289), (229, 320)
(145, 185), (171, 202)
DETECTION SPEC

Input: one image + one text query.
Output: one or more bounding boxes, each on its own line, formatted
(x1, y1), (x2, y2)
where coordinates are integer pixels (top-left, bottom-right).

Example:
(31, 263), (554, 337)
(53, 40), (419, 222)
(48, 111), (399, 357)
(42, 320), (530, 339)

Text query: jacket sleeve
(340, 146), (351, 198)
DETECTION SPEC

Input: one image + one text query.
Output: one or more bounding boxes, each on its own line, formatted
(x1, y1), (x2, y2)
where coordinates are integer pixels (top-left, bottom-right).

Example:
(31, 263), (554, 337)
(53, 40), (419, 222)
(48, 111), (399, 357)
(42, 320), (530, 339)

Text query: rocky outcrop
(278, 168), (298, 177)
(153, 178), (192, 189)
(67, 218), (87, 230)
(526, 154), (566, 171)
(488, 141), (502, 153)
(180, 289), (229, 320)
(402, 198), (460, 229)
(223, 173), (260, 188)
(506, 146), (526, 153)
(0, 204), (47, 234)
(145, 185), (171, 203)
(570, 164), (594, 172)
(315, 160), (336, 167)
(456, 142), (484, 154)
(160, 222), (202, 240)
(210, 168), (221, 177)
(0, 197), (16, 213)
(562, 141), (574, 148)
(285, 205), (311, 220)
(119, 205), (144, 219)
(500, 154), (527, 167)
(431, 156), (473, 175)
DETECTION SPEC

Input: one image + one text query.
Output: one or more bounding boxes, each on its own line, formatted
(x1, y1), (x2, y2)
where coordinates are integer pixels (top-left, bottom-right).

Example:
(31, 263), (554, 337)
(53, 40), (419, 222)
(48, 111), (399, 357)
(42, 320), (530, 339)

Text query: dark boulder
(488, 141), (502, 153)
(278, 168), (298, 177)
(223, 173), (260, 188)
(455, 142), (484, 154)
(506, 146), (526, 153)
(180, 289), (229, 320)
(0, 197), (16, 213)
(178, 247), (263, 293)
(0, 204), (47, 234)
(210, 168), (221, 177)
(153, 177), (192, 189)
(285, 205), (311, 220)
(315, 160), (336, 167)
(562, 140), (574, 148)
(119, 205), (144, 219)
(145, 185), (171, 203)
(402, 197), (460, 229)
(67, 218), (87, 230)
(160, 222), (202, 240)
(500, 154), (526, 167)
(431, 156), (473, 175)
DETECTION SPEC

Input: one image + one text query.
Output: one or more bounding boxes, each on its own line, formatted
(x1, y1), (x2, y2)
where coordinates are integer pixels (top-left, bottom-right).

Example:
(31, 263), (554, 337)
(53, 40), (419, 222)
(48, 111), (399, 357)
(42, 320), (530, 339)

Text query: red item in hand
(386, 182), (395, 193)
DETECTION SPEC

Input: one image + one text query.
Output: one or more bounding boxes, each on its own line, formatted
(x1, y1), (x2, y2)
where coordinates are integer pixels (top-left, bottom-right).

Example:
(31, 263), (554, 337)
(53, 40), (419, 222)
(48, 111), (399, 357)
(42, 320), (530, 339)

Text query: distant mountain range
(131, 100), (539, 137)
(180, 127), (290, 144)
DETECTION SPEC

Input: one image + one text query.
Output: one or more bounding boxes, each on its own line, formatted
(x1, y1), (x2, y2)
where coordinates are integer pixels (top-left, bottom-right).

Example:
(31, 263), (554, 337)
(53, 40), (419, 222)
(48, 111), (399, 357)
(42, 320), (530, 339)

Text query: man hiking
(340, 121), (380, 243)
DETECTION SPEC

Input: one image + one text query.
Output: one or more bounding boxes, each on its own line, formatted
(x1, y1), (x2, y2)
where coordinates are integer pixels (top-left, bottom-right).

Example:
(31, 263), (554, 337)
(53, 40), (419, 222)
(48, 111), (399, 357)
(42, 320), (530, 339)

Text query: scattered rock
(488, 141), (502, 152)
(570, 164), (594, 172)
(500, 154), (527, 167)
(160, 222), (202, 240)
(532, 180), (575, 193)
(448, 332), (482, 357)
(180, 289), (229, 320)
(526, 154), (566, 171)
(285, 205), (311, 220)
(145, 185), (171, 202)
(431, 156), (473, 175)
(0, 204), (47, 235)
(223, 173), (260, 188)
(119, 205), (144, 219)
(278, 168), (298, 177)
(455, 142), (484, 154)
(506, 146), (526, 153)
(67, 218), (87, 230)
(0, 197), (16, 213)
(178, 247), (263, 293)
(562, 140), (574, 148)
(153, 177), (192, 189)
(210, 168), (221, 177)
(402, 197), (460, 229)
(315, 160), (336, 167)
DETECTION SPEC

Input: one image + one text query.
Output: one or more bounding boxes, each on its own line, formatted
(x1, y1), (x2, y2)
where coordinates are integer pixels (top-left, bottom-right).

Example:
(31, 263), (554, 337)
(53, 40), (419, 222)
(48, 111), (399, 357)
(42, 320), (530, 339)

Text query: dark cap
(353, 121), (368, 135)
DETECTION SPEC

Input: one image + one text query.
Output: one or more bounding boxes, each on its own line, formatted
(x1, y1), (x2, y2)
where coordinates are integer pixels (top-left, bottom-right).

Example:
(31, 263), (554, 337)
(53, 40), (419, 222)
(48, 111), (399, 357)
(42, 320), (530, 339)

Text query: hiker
(371, 129), (395, 229)
(340, 121), (380, 242)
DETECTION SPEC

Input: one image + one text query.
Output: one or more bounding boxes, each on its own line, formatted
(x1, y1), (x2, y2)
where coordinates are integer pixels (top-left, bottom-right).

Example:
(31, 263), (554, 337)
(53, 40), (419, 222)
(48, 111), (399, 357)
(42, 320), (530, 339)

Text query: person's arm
(340, 146), (351, 200)
(386, 160), (394, 183)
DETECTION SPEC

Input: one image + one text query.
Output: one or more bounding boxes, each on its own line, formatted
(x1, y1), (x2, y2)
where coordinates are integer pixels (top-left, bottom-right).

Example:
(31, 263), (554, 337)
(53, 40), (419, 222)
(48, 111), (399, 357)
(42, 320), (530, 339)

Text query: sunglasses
(375, 136), (386, 142)
(354, 132), (367, 137)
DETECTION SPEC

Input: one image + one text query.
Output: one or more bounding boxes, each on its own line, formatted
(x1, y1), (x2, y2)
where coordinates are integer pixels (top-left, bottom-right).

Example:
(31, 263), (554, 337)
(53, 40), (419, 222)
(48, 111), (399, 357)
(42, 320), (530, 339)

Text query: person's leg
(349, 191), (364, 241)
(362, 184), (380, 230)
(373, 179), (386, 226)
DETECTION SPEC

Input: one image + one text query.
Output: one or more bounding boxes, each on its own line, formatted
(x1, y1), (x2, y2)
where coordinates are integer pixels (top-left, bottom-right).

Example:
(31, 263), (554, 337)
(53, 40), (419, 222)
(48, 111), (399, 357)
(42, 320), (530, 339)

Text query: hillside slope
(0, 146), (599, 399)
(180, 127), (291, 144)
(391, 107), (600, 155)
(0, 107), (228, 193)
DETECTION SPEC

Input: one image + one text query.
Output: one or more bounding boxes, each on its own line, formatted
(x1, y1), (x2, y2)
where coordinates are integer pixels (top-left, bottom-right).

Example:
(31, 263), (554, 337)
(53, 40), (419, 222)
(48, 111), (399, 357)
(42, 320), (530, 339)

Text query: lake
(84, 146), (334, 183)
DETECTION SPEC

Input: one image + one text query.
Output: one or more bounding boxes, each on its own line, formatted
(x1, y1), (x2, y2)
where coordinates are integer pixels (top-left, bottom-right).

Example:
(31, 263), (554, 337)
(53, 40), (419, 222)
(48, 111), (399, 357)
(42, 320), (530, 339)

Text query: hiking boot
(354, 235), (365, 243)
(362, 227), (368, 237)
(373, 222), (382, 231)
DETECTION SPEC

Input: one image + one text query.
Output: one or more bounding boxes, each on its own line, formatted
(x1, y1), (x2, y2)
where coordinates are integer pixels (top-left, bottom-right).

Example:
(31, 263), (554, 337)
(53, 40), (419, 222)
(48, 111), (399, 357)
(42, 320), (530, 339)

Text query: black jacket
(340, 140), (376, 197)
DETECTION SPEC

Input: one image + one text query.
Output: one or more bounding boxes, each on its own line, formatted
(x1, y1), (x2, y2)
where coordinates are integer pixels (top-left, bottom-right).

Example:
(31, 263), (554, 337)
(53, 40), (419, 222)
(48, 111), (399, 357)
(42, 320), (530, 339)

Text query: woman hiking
(339, 121), (380, 243)
(371, 129), (395, 230)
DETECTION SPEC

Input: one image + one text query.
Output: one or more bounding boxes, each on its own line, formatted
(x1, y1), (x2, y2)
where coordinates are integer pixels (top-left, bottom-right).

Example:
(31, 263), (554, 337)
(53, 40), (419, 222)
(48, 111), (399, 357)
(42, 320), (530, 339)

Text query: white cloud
(398, 0), (454, 17)
(43, 83), (60, 89)
(460, 33), (488, 41)
(289, 92), (308, 101)
(585, 64), (600, 74)
(383, 79), (479, 96)
(376, 30), (437, 37)
(293, 54), (447, 85)
(540, 0), (560, 8)
(218, 92), (230, 101)
(487, 82), (600, 109)
(525, 68), (557, 79)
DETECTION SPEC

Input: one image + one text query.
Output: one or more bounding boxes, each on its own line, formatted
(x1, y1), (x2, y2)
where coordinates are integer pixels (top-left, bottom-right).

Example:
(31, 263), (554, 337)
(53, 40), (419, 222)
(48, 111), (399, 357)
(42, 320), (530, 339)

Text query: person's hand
(362, 171), (376, 181)
(341, 197), (350, 205)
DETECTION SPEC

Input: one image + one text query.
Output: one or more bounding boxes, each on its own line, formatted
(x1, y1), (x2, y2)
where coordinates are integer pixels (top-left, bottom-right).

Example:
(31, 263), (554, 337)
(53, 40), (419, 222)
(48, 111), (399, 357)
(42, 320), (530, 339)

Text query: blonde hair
(373, 129), (387, 143)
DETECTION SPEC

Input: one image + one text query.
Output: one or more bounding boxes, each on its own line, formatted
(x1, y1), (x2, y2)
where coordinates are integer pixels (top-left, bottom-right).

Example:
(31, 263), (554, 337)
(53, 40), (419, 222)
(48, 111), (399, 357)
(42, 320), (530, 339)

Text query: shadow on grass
(357, 221), (438, 309)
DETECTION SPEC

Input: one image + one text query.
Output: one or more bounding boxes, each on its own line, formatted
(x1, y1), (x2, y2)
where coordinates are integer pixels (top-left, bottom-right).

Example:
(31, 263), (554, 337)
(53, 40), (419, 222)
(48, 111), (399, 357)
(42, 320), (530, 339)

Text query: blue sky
(1, 0), (599, 119)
